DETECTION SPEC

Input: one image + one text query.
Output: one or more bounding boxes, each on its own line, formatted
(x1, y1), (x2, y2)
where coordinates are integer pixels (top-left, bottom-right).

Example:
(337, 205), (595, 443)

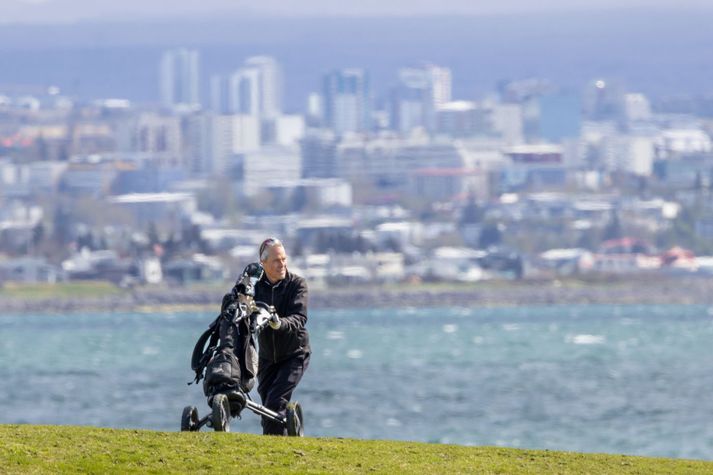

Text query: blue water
(2, 304), (713, 460)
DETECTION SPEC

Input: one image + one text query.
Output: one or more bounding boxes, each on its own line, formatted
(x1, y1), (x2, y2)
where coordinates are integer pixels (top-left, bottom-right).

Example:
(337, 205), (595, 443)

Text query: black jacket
(241, 270), (310, 364)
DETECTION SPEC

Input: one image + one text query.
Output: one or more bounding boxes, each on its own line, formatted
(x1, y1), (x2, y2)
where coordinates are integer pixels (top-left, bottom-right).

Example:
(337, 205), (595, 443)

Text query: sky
(2, 0), (712, 105)
(4, 0), (713, 23)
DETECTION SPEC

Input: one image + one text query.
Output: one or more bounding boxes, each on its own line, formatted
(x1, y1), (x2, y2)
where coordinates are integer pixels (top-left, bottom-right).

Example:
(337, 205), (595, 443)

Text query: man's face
(261, 244), (287, 283)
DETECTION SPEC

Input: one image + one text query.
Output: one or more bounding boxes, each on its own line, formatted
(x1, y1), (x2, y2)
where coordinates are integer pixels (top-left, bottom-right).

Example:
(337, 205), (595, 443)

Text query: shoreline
(0, 276), (711, 314)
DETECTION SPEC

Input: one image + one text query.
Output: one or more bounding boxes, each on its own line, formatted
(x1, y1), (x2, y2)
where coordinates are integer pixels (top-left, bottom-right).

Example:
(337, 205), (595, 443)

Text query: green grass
(0, 276), (674, 301)
(1, 425), (711, 474)
(0, 281), (125, 299)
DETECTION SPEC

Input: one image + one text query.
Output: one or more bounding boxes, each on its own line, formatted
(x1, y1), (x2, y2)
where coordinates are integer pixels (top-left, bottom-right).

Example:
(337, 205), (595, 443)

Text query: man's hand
(268, 306), (281, 330)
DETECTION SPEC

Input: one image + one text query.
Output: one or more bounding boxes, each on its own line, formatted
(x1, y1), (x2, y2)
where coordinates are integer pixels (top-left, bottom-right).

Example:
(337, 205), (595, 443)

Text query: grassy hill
(1, 425), (711, 474)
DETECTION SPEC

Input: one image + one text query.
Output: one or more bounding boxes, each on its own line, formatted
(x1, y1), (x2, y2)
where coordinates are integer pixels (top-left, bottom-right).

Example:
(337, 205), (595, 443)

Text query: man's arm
(277, 277), (308, 333)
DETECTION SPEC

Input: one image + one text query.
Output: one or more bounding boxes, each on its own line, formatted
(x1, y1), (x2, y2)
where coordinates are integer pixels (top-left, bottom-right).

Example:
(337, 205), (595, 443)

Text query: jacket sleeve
(279, 276), (308, 333)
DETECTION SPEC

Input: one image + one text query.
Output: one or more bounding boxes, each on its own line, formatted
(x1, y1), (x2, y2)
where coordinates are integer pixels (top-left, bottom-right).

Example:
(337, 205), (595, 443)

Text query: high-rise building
(229, 67), (262, 116)
(322, 69), (370, 135)
(390, 64), (452, 134)
(184, 113), (261, 176)
(390, 68), (433, 134)
(435, 101), (480, 137)
(159, 48), (200, 110)
(583, 79), (625, 121)
(426, 65), (452, 110)
(244, 56), (282, 119)
(601, 135), (655, 176)
(209, 56), (283, 120)
(209, 75), (231, 115)
(300, 130), (339, 178)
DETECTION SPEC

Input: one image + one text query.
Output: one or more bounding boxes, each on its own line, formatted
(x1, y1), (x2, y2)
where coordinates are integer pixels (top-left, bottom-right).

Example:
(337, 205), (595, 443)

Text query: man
(232, 237), (311, 435)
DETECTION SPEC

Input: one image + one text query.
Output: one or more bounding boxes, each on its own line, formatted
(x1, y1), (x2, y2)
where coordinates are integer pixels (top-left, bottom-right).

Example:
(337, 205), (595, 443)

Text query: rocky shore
(0, 276), (712, 314)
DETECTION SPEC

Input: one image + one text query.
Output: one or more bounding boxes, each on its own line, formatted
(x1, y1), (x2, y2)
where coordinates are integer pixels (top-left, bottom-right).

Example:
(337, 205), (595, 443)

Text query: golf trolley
(181, 263), (304, 436)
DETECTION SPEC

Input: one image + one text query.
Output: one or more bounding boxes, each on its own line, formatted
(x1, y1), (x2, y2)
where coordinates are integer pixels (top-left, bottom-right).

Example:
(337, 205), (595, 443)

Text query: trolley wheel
(212, 393), (231, 432)
(181, 406), (199, 432)
(286, 401), (304, 437)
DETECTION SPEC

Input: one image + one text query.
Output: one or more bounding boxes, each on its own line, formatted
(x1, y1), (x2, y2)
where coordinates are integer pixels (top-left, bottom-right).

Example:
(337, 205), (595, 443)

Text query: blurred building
(428, 64), (452, 110)
(243, 56), (283, 120)
(390, 67), (433, 134)
(502, 144), (567, 190)
(220, 56), (282, 119)
(490, 103), (524, 144)
(601, 135), (655, 176)
(210, 56), (289, 146)
(656, 128), (712, 158)
(273, 115), (305, 147)
(60, 155), (122, 197)
(624, 93), (652, 123)
(159, 48), (200, 110)
(583, 79), (625, 121)
(107, 192), (197, 232)
(183, 113), (261, 175)
(435, 101), (492, 138)
(337, 136), (487, 203)
(239, 145), (302, 197)
(389, 64), (451, 134)
(115, 112), (183, 165)
(300, 130), (339, 179)
(209, 75), (232, 115)
(322, 69), (370, 135)
(210, 56), (282, 118)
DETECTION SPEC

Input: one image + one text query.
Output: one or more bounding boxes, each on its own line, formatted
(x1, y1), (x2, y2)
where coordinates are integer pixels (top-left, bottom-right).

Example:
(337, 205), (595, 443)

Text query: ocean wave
(566, 334), (606, 345)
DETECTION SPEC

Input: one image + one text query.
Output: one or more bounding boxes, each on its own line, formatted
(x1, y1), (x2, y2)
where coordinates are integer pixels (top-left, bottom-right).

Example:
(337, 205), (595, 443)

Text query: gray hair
(259, 237), (283, 261)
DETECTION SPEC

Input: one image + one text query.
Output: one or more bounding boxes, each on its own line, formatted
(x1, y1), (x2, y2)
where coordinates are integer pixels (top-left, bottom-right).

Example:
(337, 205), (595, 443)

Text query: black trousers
(257, 352), (310, 435)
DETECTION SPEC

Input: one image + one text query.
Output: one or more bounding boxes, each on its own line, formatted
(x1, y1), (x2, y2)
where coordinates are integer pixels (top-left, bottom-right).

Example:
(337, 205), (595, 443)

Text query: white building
(274, 115), (306, 147)
(116, 112), (183, 161)
(190, 114), (261, 174)
(391, 64), (450, 134)
(375, 221), (424, 248)
(159, 48), (200, 110)
(427, 64), (452, 109)
(209, 75), (231, 114)
(491, 103), (524, 144)
(230, 67), (261, 116)
(243, 56), (283, 120)
(107, 192), (197, 230)
(0, 159), (30, 197)
(211, 56), (283, 120)
(601, 135), (655, 176)
(502, 144), (567, 189)
(435, 101), (478, 137)
(299, 178), (353, 209)
(624, 93), (652, 123)
(323, 69), (370, 135)
(657, 129), (712, 158)
(422, 247), (487, 282)
(240, 146), (302, 196)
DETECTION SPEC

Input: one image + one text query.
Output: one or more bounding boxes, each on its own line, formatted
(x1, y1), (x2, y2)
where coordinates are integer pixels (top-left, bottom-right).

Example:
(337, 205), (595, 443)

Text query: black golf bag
(191, 293), (259, 408)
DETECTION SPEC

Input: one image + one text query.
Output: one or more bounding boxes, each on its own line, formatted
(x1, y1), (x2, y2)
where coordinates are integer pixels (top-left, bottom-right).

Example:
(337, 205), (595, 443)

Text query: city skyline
(2, 10), (713, 110)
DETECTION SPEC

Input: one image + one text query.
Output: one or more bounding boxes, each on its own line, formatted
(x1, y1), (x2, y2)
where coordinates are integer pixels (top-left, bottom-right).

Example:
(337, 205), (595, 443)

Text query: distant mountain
(1, 10), (711, 109)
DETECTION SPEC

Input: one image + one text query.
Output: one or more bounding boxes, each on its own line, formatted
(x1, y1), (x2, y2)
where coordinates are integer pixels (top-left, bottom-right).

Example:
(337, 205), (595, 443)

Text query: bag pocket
(205, 348), (241, 390)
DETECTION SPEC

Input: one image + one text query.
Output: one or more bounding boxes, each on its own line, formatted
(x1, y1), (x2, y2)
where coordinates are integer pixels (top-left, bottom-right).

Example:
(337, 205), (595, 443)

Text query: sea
(2, 304), (713, 460)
